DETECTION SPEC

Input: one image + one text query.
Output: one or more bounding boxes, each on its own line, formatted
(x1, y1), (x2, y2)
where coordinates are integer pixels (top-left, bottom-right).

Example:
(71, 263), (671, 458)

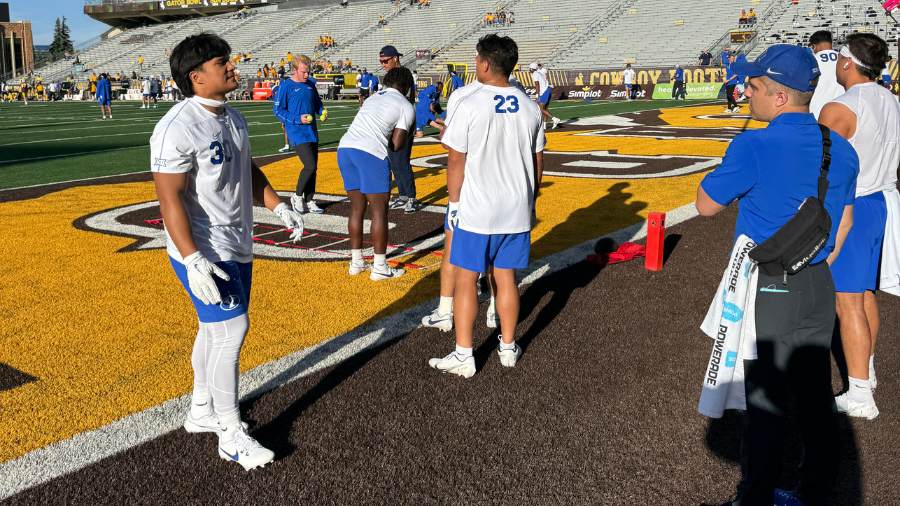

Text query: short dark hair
(475, 34), (518, 77)
(808, 30), (832, 46)
(383, 67), (414, 96)
(846, 33), (890, 80)
(170, 32), (231, 97)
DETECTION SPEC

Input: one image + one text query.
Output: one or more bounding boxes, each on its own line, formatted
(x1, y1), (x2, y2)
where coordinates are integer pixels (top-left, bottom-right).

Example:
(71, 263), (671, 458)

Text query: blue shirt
(734, 54), (748, 84)
(359, 73), (370, 90)
(273, 77), (323, 145)
(674, 68), (684, 82)
(701, 112), (859, 264)
(416, 84), (439, 109)
(96, 78), (111, 99)
(369, 74), (379, 91)
(451, 74), (465, 90)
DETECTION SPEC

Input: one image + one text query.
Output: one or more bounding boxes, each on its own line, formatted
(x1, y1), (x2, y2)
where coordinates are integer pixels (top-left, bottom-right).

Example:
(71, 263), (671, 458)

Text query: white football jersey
(338, 87), (415, 159)
(809, 49), (844, 119)
(441, 81), (546, 234)
(832, 82), (900, 196)
(531, 69), (551, 92)
(150, 98), (254, 264)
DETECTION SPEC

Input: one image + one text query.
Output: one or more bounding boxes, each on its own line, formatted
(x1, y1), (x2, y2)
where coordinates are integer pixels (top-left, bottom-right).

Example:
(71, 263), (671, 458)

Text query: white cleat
(370, 264), (404, 281)
(218, 427), (275, 471)
(551, 117), (561, 129)
(428, 351), (476, 378)
(723, 107), (732, 114)
(834, 393), (879, 420)
(184, 412), (248, 434)
(278, 144), (291, 153)
(497, 337), (521, 368)
(290, 194), (306, 214)
(486, 306), (497, 329)
(306, 200), (324, 214)
(421, 308), (453, 332)
(348, 260), (370, 275)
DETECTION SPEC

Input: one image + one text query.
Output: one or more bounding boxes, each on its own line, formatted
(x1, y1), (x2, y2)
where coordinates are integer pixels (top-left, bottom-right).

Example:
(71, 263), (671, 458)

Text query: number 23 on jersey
(494, 95), (520, 114)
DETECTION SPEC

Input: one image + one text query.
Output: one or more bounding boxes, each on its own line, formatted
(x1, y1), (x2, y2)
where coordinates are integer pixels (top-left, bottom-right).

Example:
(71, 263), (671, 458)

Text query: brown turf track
(6, 207), (900, 505)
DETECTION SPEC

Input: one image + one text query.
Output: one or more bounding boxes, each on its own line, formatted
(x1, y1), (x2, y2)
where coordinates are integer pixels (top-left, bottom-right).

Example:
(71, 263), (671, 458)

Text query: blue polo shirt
(272, 77), (323, 145)
(674, 68), (684, 82)
(701, 112), (859, 265)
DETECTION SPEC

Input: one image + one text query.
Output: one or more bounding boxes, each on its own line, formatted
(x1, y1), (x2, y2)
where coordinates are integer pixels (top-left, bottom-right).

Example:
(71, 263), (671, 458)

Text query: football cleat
(497, 337), (521, 367)
(428, 351), (476, 378)
(403, 199), (422, 214)
(290, 194), (306, 214)
(306, 200), (325, 214)
(218, 427), (275, 471)
(389, 197), (408, 210)
(370, 264), (405, 281)
(834, 392), (879, 420)
(551, 117), (561, 129)
(348, 260), (370, 276)
(278, 144), (291, 153)
(421, 308), (453, 332)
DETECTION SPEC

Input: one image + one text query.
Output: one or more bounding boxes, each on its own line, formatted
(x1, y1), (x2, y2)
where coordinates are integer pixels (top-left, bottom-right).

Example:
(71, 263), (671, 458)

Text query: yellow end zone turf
(0, 105), (752, 462)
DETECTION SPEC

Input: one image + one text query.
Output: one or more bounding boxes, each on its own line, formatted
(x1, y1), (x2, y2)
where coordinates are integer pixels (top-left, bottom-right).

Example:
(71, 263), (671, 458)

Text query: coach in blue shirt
(696, 45), (859, 506)
(672, 64), (685, 100)
(273, 55), (326, 214)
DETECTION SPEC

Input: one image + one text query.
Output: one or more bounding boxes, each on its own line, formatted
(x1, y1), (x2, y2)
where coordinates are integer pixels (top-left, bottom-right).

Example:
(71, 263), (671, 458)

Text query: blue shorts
(169, 257), (252, 323)
(449, 227), (531, 273)
(97, 97), (110, 106)
(337, 147), (391, 194)
(831, 191), (887, 293)
(538, 88), (552, 105)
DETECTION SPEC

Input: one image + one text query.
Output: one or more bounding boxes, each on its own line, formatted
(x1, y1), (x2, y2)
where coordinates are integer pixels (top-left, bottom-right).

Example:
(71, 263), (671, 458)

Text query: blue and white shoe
(428, 351), (476, 378)
(421, 308), (453, 332)
(370, 264), (404, 281)
(497, 336), (521, 367)
(218, 427), (275, 471)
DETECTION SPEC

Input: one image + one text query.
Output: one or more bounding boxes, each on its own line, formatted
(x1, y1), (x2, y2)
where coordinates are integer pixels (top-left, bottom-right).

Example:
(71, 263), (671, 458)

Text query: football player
(428, 34), (545, 378)
(151, 33), (305, 470)
(336, 67), (415, 280)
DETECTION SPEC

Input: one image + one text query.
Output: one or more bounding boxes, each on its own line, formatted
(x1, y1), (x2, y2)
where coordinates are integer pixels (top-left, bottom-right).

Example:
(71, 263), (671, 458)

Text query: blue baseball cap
(731, 44), (820, 92)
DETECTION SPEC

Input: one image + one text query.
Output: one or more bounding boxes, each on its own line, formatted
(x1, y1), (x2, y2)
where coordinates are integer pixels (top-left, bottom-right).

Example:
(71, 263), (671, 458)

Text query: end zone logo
(75, 192), (446, 262)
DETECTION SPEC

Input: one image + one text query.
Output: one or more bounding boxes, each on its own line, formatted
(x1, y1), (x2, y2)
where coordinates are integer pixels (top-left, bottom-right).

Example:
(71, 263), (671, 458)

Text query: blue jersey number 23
(493, 95), (520, 114)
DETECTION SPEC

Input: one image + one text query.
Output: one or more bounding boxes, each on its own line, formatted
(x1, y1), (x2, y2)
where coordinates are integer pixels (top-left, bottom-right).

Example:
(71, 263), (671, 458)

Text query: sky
(8, 0), (110, 47)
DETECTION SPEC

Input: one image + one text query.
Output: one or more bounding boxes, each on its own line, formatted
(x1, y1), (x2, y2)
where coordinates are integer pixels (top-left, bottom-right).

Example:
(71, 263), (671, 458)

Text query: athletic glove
(447, 201), (460, 231)
(183, 251), (230, 306)
(274, 202), (304, 242)
(319, 107), (328, 122)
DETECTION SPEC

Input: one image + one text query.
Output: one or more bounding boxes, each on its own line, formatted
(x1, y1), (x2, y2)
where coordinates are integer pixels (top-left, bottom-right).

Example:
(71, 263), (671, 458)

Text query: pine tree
(48, 17), (74, 61)
(48, 18), (63, 61)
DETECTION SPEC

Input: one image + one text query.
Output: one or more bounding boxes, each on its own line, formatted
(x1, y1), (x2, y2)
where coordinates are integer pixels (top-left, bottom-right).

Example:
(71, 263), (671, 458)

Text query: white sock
(351, 249), (363, 263)
(488, 296), (496, 314)
(498, 337), (516, 351)
(848, 376), (874, 404)
(205, 314), (248, 429)
(374, 253), (387, 268)
(455, 344), (473, 357)
(438, 295), (453, 315)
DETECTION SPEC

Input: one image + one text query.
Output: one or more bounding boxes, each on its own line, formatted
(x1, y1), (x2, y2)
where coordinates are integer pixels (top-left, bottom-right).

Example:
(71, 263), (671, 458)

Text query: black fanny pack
(749, 125), (833, 277)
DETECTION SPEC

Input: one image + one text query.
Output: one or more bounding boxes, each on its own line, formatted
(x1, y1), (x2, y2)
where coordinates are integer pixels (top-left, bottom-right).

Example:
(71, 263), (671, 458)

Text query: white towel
(880, 187), (900, 297)
(698, 235), (759, 418)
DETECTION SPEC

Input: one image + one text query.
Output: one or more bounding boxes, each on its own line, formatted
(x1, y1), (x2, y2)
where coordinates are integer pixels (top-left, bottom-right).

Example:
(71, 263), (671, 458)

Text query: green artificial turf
(0, 98), (709, 190)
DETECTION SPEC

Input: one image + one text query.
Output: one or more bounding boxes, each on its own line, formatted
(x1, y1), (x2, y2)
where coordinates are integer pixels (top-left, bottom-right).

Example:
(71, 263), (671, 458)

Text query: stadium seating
(30, 0), (900, 84)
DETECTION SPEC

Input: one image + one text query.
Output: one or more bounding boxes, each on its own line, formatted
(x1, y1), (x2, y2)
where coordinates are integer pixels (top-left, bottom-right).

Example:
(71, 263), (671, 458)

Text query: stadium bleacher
(28, 0), (900, 84)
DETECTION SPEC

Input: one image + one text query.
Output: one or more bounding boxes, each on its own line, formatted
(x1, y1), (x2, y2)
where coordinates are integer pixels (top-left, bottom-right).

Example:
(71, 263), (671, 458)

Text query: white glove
(447, 201), (460, 231)
(183, 251), (230, 306)
(274, 202), (304, 242)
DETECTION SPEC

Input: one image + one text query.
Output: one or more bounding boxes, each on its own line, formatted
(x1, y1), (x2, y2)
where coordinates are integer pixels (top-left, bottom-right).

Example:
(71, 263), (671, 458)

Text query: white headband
(839, 45), (871, 70)
(191, 95), (227, 108)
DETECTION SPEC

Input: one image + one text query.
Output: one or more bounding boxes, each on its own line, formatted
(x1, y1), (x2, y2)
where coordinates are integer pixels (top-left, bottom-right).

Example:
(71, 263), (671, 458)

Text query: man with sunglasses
(379, 45), (422, 214)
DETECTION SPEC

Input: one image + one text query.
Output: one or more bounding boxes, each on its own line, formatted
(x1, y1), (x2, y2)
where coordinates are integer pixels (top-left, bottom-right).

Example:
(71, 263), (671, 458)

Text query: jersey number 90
(493, 95), (520, 114)
(819, 52), (837, 63)
(209, 140), (233, 165)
